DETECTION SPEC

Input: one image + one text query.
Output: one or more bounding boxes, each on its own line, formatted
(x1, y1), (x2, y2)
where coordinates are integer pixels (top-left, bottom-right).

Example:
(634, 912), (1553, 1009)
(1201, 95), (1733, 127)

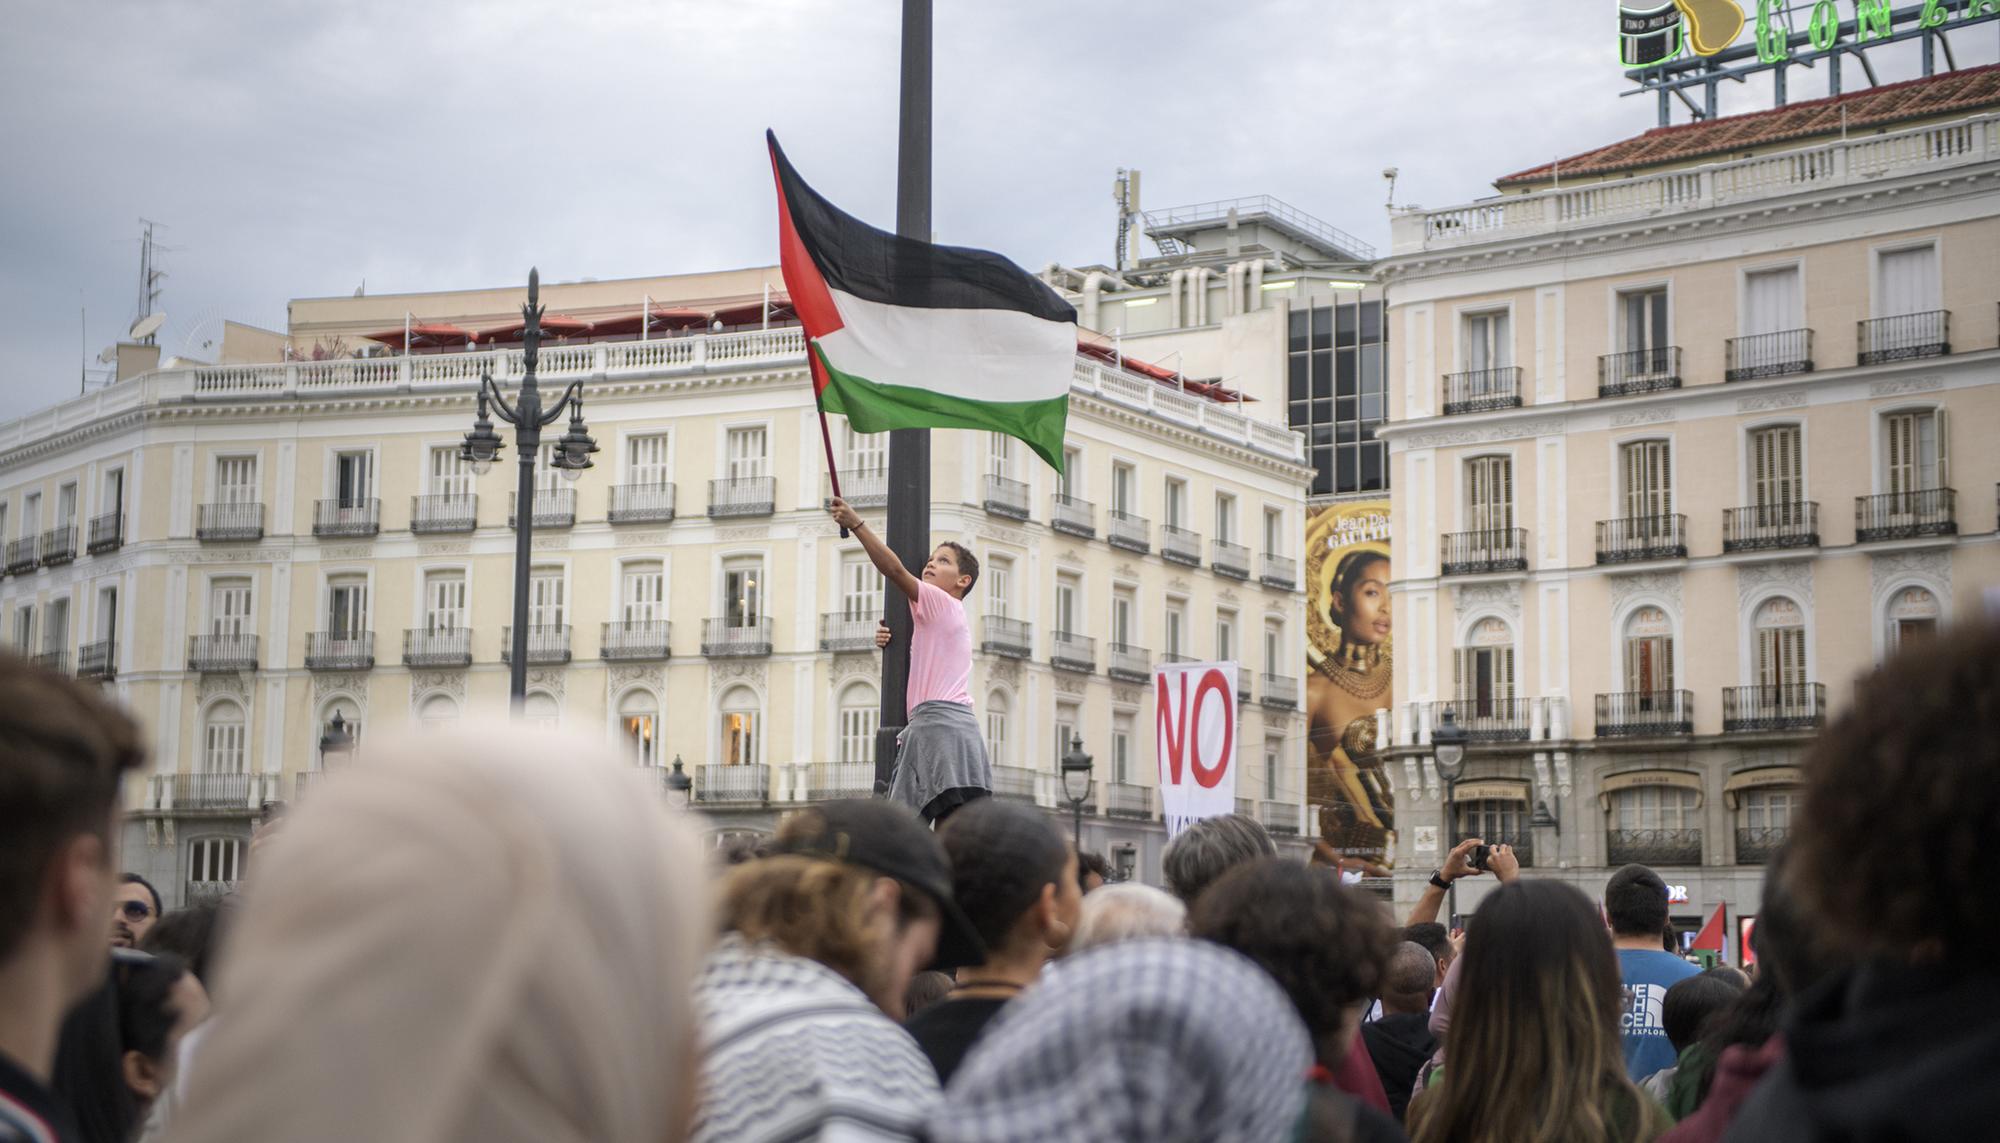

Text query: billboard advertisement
(1306, 501), (1394, 872)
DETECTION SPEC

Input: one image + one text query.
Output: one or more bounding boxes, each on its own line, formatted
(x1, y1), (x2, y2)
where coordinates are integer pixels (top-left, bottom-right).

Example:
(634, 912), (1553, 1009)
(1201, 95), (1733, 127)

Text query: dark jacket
(1360, 1013), (1436, 1123)
(1721, 964), (2000, 1142)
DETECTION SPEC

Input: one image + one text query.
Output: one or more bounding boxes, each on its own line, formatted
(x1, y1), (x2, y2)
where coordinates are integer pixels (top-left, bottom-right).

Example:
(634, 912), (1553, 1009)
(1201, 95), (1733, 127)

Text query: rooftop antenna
(1382, 167), (1399, 209)
(134, 219), (174, 343)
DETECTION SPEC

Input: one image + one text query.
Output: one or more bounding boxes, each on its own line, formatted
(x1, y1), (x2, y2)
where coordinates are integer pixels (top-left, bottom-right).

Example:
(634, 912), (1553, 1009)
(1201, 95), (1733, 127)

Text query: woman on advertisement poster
(1307, 507), (1395, 875)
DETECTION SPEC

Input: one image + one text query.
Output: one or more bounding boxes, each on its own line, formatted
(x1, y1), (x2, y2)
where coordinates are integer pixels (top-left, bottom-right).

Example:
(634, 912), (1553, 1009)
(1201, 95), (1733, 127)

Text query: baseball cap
(771, 799), (987, 971)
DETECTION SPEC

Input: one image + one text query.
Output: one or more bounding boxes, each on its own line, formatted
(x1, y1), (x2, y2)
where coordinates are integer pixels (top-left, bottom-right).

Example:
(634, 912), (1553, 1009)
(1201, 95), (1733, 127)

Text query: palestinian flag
(768, 131), (1078, 473)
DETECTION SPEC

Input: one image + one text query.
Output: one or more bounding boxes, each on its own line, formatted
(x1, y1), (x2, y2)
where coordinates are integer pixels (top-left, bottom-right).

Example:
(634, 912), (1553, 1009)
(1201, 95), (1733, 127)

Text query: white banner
(1154, 660), (1238, 837)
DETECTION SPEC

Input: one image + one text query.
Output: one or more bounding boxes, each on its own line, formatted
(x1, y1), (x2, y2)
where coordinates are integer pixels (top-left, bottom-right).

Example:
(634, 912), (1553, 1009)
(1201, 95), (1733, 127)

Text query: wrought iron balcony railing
(500, 625), (572, 665)
(702, 617), (773, 657)
(824, 467), (887, 509)
(992, 765), (1039, 804)
(1442, 365), (1524, 415)
(705, 476), (774, 518)
(5, 539), (38, 575)
(696, 763), (770, 806)
(1607, 828), (1703, 867)
(1050, 631), (1096, 673)
(1051, 494), (1096, 538)
(802, 761), (878, 800)
(1161, 524), (1202, 566)
(1598, 346), (1682, 396)
(1441, 528), (1528, 575)
(410, 493), (478, 533)
(403, 627), (472, 668)
(1735, 826), (1789, 865)
(86, 512), (123, 554)
(1237, 666), (1254, 703)
(981, 475), (1030, 520)
(1722, 502), (1819, 552)
(1425, 698), (1534, 742)
(1722, 683), (1826, 732)
(38, 527), (75, 566)
(1595, 514), (1687, 563)
(1104, 782), (1154, 820)
(1857, 310), (1949, 365)
(313, 498), (380, 537)
(1595, 690), (1694, 737)
(1261, 673), (1300, 709)
(77, 640), (115, 680)
(31, 649), (68, 675)
(188, 634), (259, 673)
(820, 613), (878, 654)
(1725, 328), (1814, 381)
(508, 488), (577, 529)
(305, 632), (375, 671)
(1855, 489), (1956, 543)
(196, 502), (264, 541)
(1107, 511), (1150, 553)
(608, 482), (678, 523)
(1260, 553), (1298, 589)
(981, 616), (1033, 659)
(167, 773), (256, 812)
(1211, 539), (1251, 579)
(1107, 642), (1151, 683)
(601, 620), (671, 661)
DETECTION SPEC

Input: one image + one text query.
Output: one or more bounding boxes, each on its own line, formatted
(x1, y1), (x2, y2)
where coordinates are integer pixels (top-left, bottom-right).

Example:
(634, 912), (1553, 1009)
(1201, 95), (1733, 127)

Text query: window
(984, 556), (1013, 621)
(1112, 713), (1134, 784)
(203, 702), (247, 774)
(522, 693), (557, 731)
(1739, 787), (1800, 834)
(1753, 598), (1807, 688)
(1060, 447), (1082, 497)
(724, 557), (763, 626)
(1741, 267), (1802, 337)
(1623, 607), (1675, 694)
(1216, 610), (1236, 664)
(1749, 425), (1802, 510)
(1462, 310), (1511, 372)
(1214, 493), (1236, 544)
(719, 687), (759, 766)
(1619, 440), (1673, 518)
(1613, 785), (1699, 830)
(619, 691), (660, 767)
(621, 561), (665, 625)
(333, 450), (373, 506)
(629, 433), (672, 486)
(418, 694), (461, 731)
(839, 553), (874, 620)
(1875, 245), (1939, 318)
(210, 579), (252, 637)
(95, 586), (117, 643)
(529, 567), (566, 628)
(533, 443), (565, 493)
(987, 433), (1014, 479)
(98, 469), (124, 516)
(1054, 703), (1080, 772)
(1287, 297), (1388, 497)
(1264, 742), (1281, 800)
(1455, 618), (1516, 716)
(1884, 410), (1948, 495)
(1054, 574), (1078, 637)
(1618, 288), (1670, 355)
(1112, 464), (1135, 515)
(0, 505), (8, 546)
(215, 458), (256, 505)
(1165, 601), (1187, 658)
(1886, 586), (1940, 650)
(1264, 622), (1283, 677)
(326, 576), (368, 638)
(1164, 479), (1187, 528)
(55, 483), (76, 528)
(1465, 456), (1513, 533)
(1111, 588), (1134, 649)
(423, 570), (466, 631)
(1460, 799), (1528, 846)
(838, 685), (878, 765)
(1262, 508), (1284, 558)
(12, 606), (31, 650)
(43, 598), (69, 656)
(985, 692), (1010, 767)
(841, 423), (884, 474)
(19, 493), (38, 536)
(428, 446), (471, 497)
(189, 838), (242, 888)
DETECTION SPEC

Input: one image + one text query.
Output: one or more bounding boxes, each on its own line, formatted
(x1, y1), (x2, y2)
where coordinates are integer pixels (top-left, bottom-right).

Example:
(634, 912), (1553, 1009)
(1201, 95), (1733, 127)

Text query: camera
(1468, 843), (1492, 872)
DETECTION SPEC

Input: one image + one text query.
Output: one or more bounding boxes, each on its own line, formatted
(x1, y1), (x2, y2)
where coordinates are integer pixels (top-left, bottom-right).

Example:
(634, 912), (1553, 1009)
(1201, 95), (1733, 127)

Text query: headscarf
(930, 938), (1311, 1142)
(165, 727), (711, 1143)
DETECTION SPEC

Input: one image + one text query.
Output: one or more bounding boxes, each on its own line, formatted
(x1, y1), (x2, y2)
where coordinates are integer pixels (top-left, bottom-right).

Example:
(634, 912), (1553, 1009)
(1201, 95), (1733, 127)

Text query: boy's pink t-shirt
(907, 580), (973, 717)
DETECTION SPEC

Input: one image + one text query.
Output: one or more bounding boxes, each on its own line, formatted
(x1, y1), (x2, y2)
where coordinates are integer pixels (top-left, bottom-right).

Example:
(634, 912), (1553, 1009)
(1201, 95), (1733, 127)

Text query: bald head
(1380, 941), (1438, 1015)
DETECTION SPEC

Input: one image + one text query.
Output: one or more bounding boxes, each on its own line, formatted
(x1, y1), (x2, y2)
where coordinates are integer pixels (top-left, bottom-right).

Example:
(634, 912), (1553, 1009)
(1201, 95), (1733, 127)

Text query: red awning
(472, 314), (594, 344)
(586, 306), (709, 338)
(363, 322), (476, 351)
(709, 297), (795, 327)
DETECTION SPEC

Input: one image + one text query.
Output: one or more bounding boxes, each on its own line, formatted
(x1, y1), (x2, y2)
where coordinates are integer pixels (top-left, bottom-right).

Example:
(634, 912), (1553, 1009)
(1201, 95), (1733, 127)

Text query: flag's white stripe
(820, 288), (1075, 404)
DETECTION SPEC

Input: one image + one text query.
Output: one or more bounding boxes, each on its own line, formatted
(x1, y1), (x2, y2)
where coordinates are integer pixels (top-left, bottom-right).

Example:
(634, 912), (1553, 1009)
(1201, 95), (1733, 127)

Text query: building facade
(1375, 79), (2000, 932)
(0, 267), (1313, 905)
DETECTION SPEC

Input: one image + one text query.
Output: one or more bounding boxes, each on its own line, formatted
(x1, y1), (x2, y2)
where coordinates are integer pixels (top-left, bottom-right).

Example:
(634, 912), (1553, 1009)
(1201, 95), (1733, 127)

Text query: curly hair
(1188, 858), (1395, 1048)
(1162, 813), (1275, 905)
(1785, 621), (2000, 961)
(720, 856), (935, 1005)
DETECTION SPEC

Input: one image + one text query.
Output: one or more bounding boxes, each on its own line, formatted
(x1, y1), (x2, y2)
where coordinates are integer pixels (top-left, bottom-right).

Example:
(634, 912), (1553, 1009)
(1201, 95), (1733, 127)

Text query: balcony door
(429, 446), (471, 497)
(216, 457), (256, 506)
(1623, 607), (1675, 697)
(1112, 464), (1135, 516)
(1111, 590), (1134, 650)
(1884, 411), (1947, 496)
(724, 559), (763, 628)
(55, 483), (77, 529)
(984, 557), (1012, 622)
(334, 451), (373, 507)
(1875, 245), (1939, 319)
(727, 427), (768, 481)
(1749, 425), (1802, 512)
(326, 579), (368, 640)
(1463, 310), (1510, 372)
(1754, 598), (1807, 690)
(987, 433), (1014, 480)
(1455, 618), (1515, 718)
(424, 572), (466, 633)
(1620, 440), (1673, 521)
(44, 598), (69, 657)
(529, 570), (566, 629)
(1618, 289), (1669, 356)
(1741, 266), (1802, 368)
(622, 563), (664, 625)
(211, 580), (252, 638)
(629, 434), (671, 487)
(99, 468), (124, 517)
(1053, 576), (1077, 638)
(1465, 456), (1514, 534)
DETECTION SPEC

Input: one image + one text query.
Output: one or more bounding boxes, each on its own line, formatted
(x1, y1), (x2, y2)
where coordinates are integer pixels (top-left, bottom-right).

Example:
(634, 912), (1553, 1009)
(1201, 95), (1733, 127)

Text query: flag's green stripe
(814, 342), (1068, 474)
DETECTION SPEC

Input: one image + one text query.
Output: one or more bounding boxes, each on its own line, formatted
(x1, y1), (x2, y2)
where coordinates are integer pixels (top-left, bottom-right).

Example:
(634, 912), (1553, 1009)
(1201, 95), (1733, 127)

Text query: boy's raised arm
(828, 497), (921, 602)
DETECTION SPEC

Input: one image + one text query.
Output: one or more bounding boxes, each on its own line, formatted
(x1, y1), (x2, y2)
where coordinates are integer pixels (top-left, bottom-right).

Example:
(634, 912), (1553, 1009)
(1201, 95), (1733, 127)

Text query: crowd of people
(1, 619), (1994, 1142)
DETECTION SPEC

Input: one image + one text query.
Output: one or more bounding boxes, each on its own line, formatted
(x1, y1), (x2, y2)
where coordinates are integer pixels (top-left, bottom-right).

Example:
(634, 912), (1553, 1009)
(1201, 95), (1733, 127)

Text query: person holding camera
(1405, 837), (1521, 929)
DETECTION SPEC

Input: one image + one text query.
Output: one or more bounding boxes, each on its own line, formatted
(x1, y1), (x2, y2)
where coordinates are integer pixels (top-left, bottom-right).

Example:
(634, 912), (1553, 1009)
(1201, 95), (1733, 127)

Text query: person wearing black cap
(691, 800), (985, 1143)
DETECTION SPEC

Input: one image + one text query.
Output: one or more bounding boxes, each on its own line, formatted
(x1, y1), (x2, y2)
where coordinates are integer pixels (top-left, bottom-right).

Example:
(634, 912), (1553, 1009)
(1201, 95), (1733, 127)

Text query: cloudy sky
(3, 0), (1989, 420)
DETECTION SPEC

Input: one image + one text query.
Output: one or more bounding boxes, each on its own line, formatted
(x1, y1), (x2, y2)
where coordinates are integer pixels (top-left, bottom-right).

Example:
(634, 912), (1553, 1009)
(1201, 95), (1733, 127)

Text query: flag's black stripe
(770, 131), (1076, 324)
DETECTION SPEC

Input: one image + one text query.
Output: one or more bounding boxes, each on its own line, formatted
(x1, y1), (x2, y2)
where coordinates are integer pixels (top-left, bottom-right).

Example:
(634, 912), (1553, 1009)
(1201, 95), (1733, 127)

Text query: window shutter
(1500, 647), (1515, 702)
(1661, 636), (1675, 691)
(1887, 414), (1914, 496)
(1935, 408), (1950, 488)
(1454, 648), (1466, 703)
(1499, 458), (1513, 532)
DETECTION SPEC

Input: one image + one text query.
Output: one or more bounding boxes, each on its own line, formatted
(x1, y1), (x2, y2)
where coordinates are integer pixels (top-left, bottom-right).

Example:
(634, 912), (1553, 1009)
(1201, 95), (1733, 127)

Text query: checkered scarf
(928, 938), (1311, 1142)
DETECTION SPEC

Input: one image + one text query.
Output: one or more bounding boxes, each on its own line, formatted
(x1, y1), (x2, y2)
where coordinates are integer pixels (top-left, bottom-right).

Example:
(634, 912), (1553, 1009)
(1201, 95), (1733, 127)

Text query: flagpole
(876, 0), (932, 796)
(818, 408), (848, 539)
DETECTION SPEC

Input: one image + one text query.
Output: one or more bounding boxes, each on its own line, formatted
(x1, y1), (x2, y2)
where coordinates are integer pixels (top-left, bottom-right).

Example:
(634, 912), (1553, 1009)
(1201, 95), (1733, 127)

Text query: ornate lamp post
(461, 268), (598, 710)
(1060, 735), (1095, 852)
(664, 754), (693, 811)
(1432, 708), (1469, 921)
(318, 710), (355, 768)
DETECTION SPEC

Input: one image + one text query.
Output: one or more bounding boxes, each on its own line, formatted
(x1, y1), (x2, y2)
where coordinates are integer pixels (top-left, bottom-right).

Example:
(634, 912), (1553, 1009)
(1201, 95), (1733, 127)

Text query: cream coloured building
(0, 266), (1313, 905)
(1375, 72), (2000, 930)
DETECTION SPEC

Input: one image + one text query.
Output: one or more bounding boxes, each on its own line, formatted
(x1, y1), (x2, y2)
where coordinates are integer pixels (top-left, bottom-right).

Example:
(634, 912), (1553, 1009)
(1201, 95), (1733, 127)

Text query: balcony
(165, 773), (257, 812)
(188, 634), (258, 673)
(1104, 782), (1154, 820)
(1722, 683), (1826, 733)
(1107, 511), (1150, 553)
(1722, 502), (1819, 553)
(1211, 539), (1251, 580)
(820, 613), (878, 654)
(1725, 328), (1814, 381)
(305, 632), (374, 671)
(1050, 631), (1096, 673)
(1857, 310), (1949, 366)
(1261, 674), (1300, 710)
(313, 498), (380, 538)
(1050, 494), (1096, 538)
(601, 620), (672, 661)
(1855, 489), (1956, 544)
(1595, 514), (1687, 564)
(1735, 826), (1789, 865)
(1597, 347), (1681, 397)
(825, 468), (887, 510)
(5, 539), (38, 575)
(706, 476), (775, 518)
(1440, 528), (1528, 576)
(1595, 690), (1694, 737)
(1260, 553), (1298, 590)
(196, 502), (264, 542)
(37, 527), (75, 567)
(77, 640), (115, 680)
(1607, 828), (1703, 867)
(86, 512), (123, 554)
(1107, 643), (1151, 683)
(981, 617), (1033, 659)
(803, 761), (878, 800)
(403, 628), (472, 669)
(1424, 699), (1533, 743)
(992, 765), (1039, 805)
(702, 617), (773, 657)
(982, 475), (1030, 520)
(1258, 800), (1304, 837)
(31, 649), (68, 675)
(696, 763), (771, 806)
(1161, 525), (1202, 566)
(1237, 666), (1254, 703)
(501, 625), (572, 665)
(509, 488), (577, 529)
(1442, 366), (1524, 415)
(410, 493), (477, 533)
(608, 482), (678, 524)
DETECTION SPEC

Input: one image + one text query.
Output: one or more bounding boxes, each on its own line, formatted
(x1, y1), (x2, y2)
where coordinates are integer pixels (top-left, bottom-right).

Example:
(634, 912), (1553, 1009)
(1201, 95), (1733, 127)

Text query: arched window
(985, 691), (1010, 767)
(1886, 586), (1940, 651)
(417, 694), (459, 732)
(1455, 617), (1515, 718)
(523, 691), (558, 731)
(203, 701), (247, 774)
(619, 690), (660, 767)
(719, 687), (760, 767)
(1736, 787), (1800, 864)
(1752, 597), (1807, 689)
(1607, 785), (1702, 865)
(837, 684), (877, 765)
(1622, 607), (1674, 694)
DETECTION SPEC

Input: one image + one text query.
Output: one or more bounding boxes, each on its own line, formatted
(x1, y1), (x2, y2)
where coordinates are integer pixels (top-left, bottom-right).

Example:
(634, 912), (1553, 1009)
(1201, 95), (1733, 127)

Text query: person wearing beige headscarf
(164, 727), (712, 1143)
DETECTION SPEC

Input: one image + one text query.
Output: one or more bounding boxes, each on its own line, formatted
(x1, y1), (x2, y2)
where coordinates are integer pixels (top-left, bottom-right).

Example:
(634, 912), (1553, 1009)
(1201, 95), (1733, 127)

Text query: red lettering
(1156, 671), (1189, 785)
(1191, 669), (1233, 788)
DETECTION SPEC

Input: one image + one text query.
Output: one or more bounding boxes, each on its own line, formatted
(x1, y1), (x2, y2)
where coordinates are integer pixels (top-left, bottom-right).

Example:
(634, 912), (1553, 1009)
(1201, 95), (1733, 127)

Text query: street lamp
(318, 710), (355, 769)
(664, 754), (693, 811)
(461, 268), (598, 711)
(1432, 708), (1470, 922)
(1060, 735), (1094, 852)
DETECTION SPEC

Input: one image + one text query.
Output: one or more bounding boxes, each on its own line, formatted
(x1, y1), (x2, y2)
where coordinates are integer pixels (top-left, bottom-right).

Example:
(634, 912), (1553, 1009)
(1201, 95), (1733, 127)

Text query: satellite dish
(175, 306), (227, 364)
(96, 345), (118, 365)
(129, 313), (166, 341)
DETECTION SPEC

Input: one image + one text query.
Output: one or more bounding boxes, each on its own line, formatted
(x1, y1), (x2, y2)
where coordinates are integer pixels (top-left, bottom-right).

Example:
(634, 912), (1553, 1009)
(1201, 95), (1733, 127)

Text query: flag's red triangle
(1691, 901), (1728, 951)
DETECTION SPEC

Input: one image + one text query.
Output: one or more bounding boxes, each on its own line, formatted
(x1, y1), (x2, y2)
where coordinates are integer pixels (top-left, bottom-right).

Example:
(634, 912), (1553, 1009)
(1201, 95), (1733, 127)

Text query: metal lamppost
(318, 710), (355, 769)
(664, 754), (693, 811)
(1060, 735), (1094, 852)
(460, 268), (598, 711)
(1432, 709), (1470, 922)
